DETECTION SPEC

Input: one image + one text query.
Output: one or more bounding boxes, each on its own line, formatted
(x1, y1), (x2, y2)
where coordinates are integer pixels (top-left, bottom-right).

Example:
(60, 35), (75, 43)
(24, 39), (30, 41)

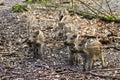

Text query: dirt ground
(0, 0), (120, 80)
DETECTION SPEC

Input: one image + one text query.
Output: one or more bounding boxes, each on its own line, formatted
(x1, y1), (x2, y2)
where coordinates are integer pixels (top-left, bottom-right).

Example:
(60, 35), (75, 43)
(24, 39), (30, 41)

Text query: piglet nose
(64, 35), (67, 40)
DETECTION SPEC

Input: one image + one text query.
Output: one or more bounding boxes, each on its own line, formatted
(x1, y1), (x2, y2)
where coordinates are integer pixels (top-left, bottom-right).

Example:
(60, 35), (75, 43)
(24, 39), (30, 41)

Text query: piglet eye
(73, 34), (77, 38)
(71, 36), (76, 40)
(79, 43), (82, 46)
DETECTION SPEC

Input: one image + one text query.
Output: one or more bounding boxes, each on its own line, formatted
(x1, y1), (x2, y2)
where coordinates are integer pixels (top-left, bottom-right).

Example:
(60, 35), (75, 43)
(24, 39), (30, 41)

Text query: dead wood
(83, 68), (120, 79)
(104, 46), (120, 51)
(88, 71), (120, 80)
(88, 68), (120, 72)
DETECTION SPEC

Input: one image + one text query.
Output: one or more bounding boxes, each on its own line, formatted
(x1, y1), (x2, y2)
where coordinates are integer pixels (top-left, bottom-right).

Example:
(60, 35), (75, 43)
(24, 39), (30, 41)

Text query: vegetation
(11, 0), (120, 22)
(12, 3), (27, 12)
(0, 0), (119, 80)
(73, 0), (120, 23)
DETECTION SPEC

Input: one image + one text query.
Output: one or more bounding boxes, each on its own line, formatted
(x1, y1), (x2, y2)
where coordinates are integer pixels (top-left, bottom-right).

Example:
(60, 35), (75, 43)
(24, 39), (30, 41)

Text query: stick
(89, 71), (120, 79)
(83, 68), (120, 79)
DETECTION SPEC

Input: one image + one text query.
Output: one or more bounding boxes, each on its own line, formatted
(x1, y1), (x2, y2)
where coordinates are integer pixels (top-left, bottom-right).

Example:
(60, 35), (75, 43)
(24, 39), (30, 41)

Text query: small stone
(55, 75), (60, 78)
(54, 79), (59, 80)
(60, 51), (63, 53)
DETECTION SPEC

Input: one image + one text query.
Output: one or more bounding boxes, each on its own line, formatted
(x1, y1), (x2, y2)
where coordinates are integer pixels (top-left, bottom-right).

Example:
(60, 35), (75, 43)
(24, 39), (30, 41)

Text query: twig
(89, 71), (120, 79)
(105, 0), (113, 16)
(104, 46), (120, 51)
(71, 0), (74, 9)
(83, 68), (120, 79)
(89, 68), (120, 72)
(78, 0), (108, 17)
(78, 0), (98, 15)
(91, 0), (109, 14)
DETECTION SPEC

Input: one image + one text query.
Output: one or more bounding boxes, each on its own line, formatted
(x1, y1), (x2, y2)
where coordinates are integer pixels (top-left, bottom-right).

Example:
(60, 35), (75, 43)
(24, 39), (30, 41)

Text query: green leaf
(26, 0), (33, 3)
(104, 14), (114, 20)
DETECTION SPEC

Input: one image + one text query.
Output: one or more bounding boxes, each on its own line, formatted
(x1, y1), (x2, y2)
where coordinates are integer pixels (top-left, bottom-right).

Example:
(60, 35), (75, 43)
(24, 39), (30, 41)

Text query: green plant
(114, 17), (120, 23)
(104, 14), (115, 21)
(72, 78), (80, 80)
(12, 3), (27, 12)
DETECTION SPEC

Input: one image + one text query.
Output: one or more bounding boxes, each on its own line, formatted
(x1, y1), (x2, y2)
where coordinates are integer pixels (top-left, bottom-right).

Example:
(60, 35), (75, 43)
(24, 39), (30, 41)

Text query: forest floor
(0, 0), (120, 80)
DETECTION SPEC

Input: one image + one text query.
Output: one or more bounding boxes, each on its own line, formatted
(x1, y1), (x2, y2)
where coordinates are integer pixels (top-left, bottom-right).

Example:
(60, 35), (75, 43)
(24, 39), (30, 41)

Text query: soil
(0, 0), (120, 80)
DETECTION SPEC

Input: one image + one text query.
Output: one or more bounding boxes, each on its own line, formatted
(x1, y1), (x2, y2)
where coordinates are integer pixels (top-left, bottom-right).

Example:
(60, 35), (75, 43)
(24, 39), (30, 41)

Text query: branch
(89, 71), (120, 79)
(90, 68), (120, 72)
(78, 0), (98, 15)
(91, 0), (109, 14)
(83, 68), (120, 79)
(104, 46), (120, 51)
(105, 0), (113, 16)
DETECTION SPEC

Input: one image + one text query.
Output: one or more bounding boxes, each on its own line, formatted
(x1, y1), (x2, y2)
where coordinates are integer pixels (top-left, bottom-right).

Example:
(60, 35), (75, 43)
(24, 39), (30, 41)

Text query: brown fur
(28, 30), (45, 59)
(74, 35), (105, 71)
(64, 33), (80, 66)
